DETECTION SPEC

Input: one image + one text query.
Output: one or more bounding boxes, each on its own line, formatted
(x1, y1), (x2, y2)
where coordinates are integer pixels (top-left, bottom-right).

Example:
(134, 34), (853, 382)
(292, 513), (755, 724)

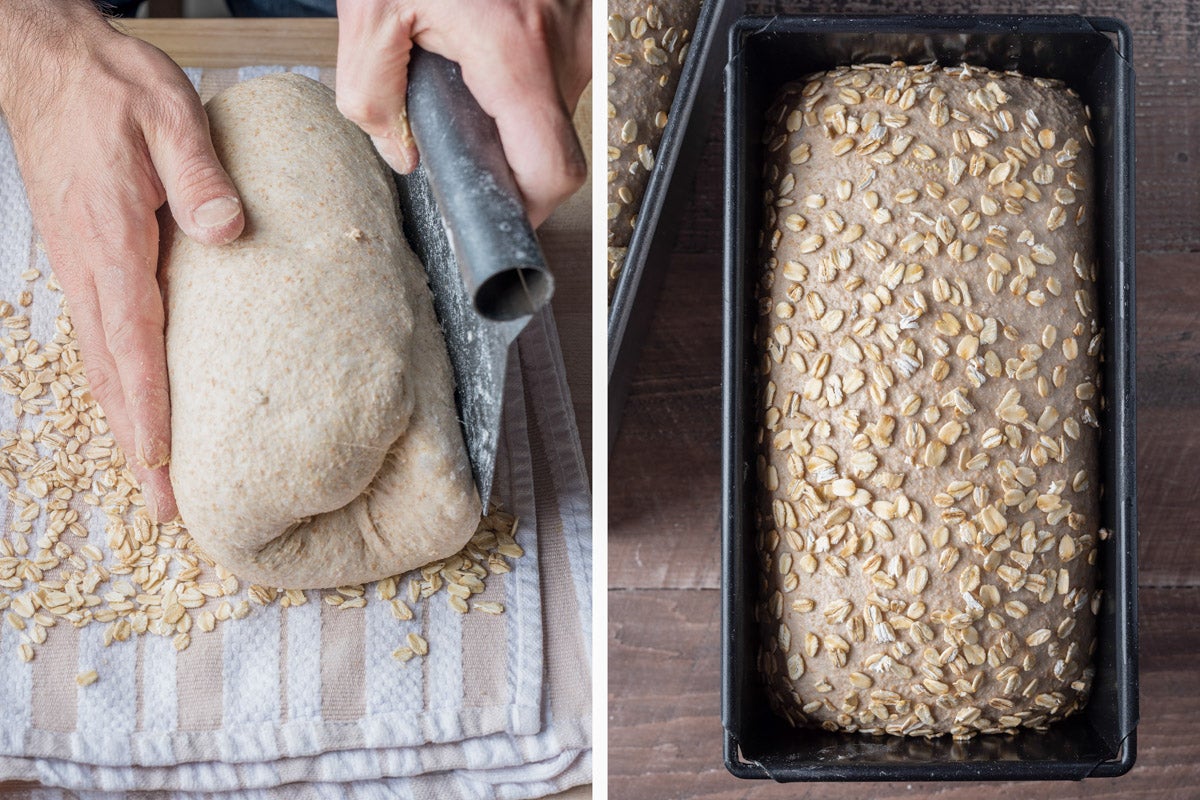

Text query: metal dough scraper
(392, 48), (553, 504)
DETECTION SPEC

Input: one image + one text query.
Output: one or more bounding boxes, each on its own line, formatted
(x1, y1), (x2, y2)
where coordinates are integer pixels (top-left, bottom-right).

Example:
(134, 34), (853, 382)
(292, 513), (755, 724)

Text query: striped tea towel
(0, 66), (590, 798)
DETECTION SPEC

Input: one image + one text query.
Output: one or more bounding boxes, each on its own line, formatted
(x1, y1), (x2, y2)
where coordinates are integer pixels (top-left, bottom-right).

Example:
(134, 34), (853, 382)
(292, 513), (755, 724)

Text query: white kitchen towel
(0, 65), (590, 798)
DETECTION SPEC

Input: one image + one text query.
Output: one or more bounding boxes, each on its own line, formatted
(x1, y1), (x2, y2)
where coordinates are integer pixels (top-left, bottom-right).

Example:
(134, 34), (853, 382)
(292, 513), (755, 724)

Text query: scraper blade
(393, 48), (554, 503)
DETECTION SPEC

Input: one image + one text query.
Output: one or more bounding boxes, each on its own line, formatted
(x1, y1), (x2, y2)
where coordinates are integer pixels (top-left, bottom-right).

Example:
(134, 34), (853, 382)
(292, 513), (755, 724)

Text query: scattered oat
(473, 601), (505, 615)
(406, 632), (429, 657)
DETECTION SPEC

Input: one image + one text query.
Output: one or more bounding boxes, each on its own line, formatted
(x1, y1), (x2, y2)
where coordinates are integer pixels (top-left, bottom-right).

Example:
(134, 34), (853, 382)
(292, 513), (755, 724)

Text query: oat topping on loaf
(607, 0), (703, 296)
(754, 62), (1103, 739)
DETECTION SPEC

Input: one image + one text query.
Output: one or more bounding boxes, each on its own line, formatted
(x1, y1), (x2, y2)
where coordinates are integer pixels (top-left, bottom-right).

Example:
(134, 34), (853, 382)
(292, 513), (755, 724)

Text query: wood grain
(610, 587), (1200, 798)
(1135, 251), (1200, 587)
(609, 253), (723, 590)
(117, 19), (339, 66)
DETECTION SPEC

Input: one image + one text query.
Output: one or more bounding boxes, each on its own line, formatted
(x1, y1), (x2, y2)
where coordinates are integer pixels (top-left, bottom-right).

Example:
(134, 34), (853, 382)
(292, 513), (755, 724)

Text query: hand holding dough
(163, 73), (480, 589)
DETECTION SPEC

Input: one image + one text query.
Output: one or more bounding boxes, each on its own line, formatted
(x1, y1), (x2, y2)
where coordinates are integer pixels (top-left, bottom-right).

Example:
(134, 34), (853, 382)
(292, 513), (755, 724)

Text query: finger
(69, 194), (175, 510)
(65, 281), (178, 524)
(92, 250), (173, 475)
(465, 59), (585, 227)
(142, 90), (245, 246)
(557, 0), (593, 111)
(336, 0), (418, 173)
(429, 16), (586, 227)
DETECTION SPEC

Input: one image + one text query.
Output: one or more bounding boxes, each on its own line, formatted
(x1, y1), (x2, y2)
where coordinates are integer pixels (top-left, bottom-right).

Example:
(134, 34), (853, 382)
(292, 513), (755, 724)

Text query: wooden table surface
(0, 18), (591, 799)
(609, 1), (1198, 797)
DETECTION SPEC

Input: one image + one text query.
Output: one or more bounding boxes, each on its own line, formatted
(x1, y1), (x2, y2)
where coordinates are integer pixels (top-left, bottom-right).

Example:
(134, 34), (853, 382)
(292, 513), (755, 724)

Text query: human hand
(335, 0), (591, 228)
(0, 1), (246, 522)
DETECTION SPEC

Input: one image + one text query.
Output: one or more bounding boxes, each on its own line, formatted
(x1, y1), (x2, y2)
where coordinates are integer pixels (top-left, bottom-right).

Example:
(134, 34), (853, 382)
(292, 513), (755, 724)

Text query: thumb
(144, 95), (245, 246)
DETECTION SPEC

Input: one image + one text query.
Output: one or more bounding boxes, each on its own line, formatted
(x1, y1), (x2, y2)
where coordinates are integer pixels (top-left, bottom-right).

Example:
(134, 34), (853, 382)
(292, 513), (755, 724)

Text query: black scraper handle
(405, 48), (553, 322)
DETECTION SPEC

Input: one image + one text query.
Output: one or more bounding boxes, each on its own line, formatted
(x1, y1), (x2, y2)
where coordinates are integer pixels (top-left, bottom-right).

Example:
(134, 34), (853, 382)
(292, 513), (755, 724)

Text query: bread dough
(756, 64), (1100, 736)
(163, 73), (480, 589)
(606, 0), (704, 295)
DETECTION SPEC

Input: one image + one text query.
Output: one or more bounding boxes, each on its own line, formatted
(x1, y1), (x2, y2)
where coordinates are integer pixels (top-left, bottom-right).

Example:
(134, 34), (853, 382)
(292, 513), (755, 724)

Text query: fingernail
(143, 483), (160, 524)
(193, 196), (242, 229)
(367, 135), (405, 173)
(370, 134), (416, 174)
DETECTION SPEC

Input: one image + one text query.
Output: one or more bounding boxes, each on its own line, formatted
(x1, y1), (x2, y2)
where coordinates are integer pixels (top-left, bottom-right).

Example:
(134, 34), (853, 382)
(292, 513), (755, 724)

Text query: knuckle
(545, 138), (587, 200)
(103, 316), (141, 364)
(82, 360), (119, 408)
(539, 174), (580, 213)
(335, 92), (384, 129)
(126, 39), (178, 78)
(103, 310), (158, 367)
(501, 3), (554, 50)
(170, 149), (230, 201)
(372, 0), (414, 26)
(142, 84), (205, 135)
(558, 151), (588, 193)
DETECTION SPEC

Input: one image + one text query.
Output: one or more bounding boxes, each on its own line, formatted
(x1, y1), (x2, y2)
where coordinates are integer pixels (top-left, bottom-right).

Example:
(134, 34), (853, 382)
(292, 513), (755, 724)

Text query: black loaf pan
(607, 0), (743, 445)
(722, 15), (1137, 781)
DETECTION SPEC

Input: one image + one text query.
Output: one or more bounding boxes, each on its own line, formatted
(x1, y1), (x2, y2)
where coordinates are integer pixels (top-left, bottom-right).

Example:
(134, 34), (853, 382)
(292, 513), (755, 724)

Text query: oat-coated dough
(164, 73), (480, 589)
(606, 0), (702, 295)
(756, 63), (1102, 738)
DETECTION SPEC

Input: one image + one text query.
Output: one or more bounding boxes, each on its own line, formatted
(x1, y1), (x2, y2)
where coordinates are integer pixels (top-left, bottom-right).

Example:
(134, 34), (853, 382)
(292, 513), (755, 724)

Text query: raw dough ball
(163, 73), (480, 589)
